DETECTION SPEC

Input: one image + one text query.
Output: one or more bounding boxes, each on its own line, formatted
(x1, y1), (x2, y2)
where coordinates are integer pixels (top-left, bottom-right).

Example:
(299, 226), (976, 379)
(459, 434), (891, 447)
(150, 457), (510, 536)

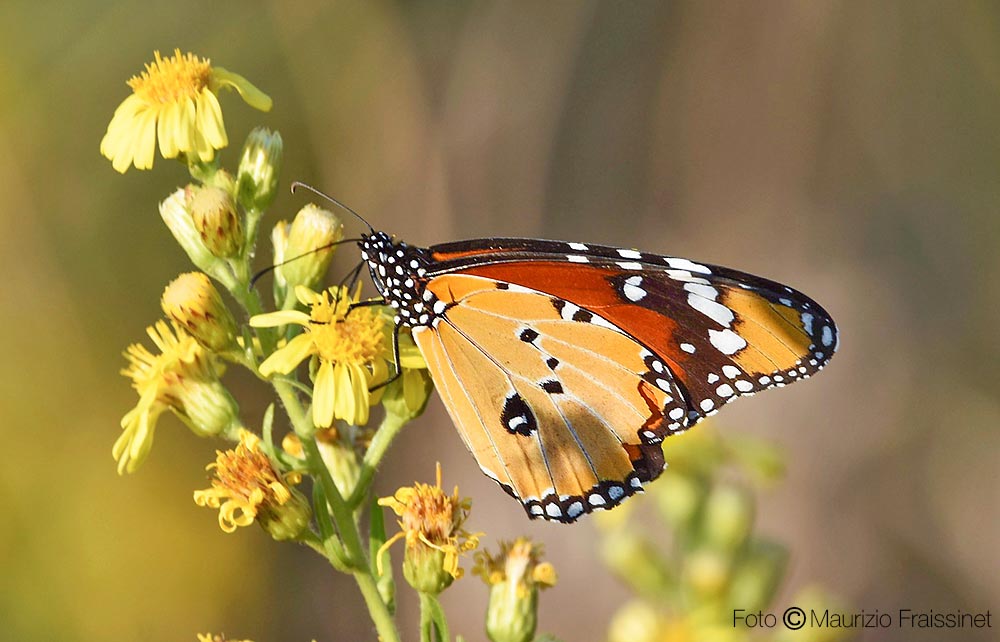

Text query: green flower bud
(404, 543), (456, 595)
(273, 204), (343, 302)
(316, 430), (361, 498)
(702, 485), (754, 551)
(173, 375), (242, 439)
(189, 184), (243, 258)
(258, 485), (311, 541)
(236, 127), (282, 212)
(159, 187), (221, 275)
(161, 272), (239, 353)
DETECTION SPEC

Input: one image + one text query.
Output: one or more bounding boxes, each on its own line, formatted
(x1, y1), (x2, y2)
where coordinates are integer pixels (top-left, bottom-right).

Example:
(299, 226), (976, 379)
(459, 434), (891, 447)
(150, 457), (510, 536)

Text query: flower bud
(189, 184), (243, 258)
(162, 272), (239, 352)
(316, 430), (361, 497)
(236, 127), (282, 212)
(273, 204), (343, 302)
(159, 187), (220, 274)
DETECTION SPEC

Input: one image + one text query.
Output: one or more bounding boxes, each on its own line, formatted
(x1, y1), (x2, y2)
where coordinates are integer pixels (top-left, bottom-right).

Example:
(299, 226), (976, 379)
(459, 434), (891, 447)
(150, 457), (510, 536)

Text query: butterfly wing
(412, 273), (679, 522)
(362, 233), (838, 523)
(427, 238), (838, 423)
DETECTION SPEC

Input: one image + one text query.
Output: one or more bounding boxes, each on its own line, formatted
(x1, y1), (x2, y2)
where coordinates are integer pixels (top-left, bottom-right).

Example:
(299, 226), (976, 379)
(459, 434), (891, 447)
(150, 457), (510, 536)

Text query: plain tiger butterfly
(299, 186), (839, 524)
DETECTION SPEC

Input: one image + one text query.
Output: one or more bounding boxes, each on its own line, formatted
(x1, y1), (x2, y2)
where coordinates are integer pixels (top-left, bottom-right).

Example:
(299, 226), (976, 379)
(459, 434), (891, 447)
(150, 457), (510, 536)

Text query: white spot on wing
(665, 257), (711, 274)
(569, 242), (588, 251)
(700, 398), (715, 411)
(801, 312), (814, 335)
(722, 365), (741, 379)
(617, 262), (643, 270)
(568, 255), (589, 263)
(716, 383), (735, 398)
(708, 329), (747, 355)
(618, 249), (642, 259)
(680, 343), (696, 353)
(821, 325), (834, 347)
(687, 293), (734, 327)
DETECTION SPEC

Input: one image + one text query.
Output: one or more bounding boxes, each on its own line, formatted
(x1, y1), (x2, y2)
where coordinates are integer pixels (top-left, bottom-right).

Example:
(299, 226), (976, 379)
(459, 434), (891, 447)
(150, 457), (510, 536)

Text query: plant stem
(348, 411), (409, 508)
(419, 592), (449, 642)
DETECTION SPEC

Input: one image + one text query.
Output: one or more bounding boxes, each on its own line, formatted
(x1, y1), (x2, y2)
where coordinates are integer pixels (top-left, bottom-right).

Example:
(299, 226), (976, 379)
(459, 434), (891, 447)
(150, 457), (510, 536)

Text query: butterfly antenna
(290, 182), (375, 233)
(250, 237), (362, 287)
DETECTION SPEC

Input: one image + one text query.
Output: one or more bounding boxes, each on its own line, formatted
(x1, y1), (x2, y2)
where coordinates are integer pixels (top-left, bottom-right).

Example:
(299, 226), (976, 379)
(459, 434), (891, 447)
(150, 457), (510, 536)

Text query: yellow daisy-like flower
(115, 320), (240, 474)
(250, 284), (393, 428)
(378, 464), (480, 594)
(193, 429), (310, 540)
(101, 49), (272, 173)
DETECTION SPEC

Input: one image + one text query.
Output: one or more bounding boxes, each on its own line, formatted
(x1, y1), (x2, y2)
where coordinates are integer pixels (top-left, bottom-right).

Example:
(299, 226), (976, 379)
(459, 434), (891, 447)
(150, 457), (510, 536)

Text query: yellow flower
(194, 430), (310, 540)
(378, 464), (480, 594)
(474, 538), (556, 642)
(250, 284), (392, 428)
(100, 49), (272, 173)
(115, 320), (241, 474)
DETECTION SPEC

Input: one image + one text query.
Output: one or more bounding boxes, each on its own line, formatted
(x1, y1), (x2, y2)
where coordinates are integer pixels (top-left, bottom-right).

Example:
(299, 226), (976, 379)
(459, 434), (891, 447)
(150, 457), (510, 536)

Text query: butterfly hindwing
(412, 274), (681, 522)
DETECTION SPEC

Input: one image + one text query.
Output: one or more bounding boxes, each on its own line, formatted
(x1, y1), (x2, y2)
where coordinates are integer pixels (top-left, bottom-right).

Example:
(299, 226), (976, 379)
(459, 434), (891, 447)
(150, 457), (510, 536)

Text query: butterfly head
(358, 232), (438, 327)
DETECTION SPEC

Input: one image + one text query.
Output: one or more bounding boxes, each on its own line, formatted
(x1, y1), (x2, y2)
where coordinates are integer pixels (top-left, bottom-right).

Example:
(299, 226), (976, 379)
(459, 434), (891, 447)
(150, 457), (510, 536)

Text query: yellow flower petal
(313, 359), (337, 428)
(249, 309), (311, 328)
(211, 67), (273, 112)
(196, 88), (228, 149)
(258, 332), (315, 376)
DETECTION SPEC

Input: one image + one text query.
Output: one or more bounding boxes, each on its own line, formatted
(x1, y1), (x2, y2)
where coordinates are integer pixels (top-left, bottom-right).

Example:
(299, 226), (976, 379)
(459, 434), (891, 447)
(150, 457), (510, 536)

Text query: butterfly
(354, 228), (838, 524)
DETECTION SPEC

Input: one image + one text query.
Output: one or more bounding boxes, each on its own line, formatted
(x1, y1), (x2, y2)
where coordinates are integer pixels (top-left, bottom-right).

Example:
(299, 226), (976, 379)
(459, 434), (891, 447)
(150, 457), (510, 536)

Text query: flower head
(378, 464), (480, 594)
(115, 321), (241, 474)
(188, 184), (243, 258)
(250, 284), (391, 428)
(271, 205), (343, 305)
(474, 538), (556, 642)
(101, 49), (272, 173)
(237, 127), (283, 211)
(194, 430), (310, 540)
(161, 272), (238, 353)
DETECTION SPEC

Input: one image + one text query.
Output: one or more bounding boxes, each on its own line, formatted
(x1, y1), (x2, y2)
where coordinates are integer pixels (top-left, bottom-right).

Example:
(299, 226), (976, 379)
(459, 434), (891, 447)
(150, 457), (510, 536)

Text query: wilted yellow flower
(250, 284), (392, 427)
(115, 320), (240, 474)
(194, 430), (310, 540)
(475, 538), (557, 642)
(100, 49), (272, 173)
(378, 464), (480, 594)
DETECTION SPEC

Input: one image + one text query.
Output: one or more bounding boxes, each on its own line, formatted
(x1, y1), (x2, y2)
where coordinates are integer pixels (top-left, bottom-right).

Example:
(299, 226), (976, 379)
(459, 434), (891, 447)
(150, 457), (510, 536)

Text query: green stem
(348, 411), (409, 508)
(419, 592), (449, 642)
(303, 435), (400, 642)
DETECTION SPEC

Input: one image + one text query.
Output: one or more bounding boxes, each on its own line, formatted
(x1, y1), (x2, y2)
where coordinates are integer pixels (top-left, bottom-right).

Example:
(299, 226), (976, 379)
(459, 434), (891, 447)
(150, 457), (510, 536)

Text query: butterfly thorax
(359, 231), (441, 328)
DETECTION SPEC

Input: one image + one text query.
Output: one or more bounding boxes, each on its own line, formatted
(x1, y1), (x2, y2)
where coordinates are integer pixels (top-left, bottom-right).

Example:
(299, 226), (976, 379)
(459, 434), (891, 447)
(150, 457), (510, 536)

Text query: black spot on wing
(540, 379), (563, 394)
(500, 392), (537, 436)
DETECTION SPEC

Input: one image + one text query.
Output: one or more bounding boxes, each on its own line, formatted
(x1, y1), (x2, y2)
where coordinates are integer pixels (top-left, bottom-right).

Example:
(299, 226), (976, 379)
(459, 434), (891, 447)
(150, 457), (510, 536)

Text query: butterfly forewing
(412, 274), (680, 521)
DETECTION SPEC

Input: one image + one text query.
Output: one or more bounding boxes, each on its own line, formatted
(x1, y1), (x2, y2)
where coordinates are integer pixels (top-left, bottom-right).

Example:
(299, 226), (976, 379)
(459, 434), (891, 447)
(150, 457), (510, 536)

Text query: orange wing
(412, 274), (679, 522)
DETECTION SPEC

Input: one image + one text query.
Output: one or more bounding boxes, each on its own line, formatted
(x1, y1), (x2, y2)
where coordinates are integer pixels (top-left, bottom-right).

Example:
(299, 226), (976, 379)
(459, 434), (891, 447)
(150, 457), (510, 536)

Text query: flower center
(309, 291), (386, 366)
(128, 49), (212, 105)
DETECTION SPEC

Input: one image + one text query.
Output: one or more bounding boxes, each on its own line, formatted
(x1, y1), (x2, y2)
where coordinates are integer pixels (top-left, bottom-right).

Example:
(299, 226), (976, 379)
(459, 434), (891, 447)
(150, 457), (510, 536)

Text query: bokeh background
(1, 1), (998, 641)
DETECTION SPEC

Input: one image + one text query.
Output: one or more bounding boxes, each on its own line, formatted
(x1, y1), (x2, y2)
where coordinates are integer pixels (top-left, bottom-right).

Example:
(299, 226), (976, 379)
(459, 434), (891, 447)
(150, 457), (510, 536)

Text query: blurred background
(1, 1), (998, 640)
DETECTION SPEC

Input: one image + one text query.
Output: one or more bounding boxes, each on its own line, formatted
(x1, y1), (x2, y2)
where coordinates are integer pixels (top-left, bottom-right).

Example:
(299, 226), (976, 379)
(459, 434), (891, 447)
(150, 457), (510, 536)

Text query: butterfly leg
(368, 324), (402, 392)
